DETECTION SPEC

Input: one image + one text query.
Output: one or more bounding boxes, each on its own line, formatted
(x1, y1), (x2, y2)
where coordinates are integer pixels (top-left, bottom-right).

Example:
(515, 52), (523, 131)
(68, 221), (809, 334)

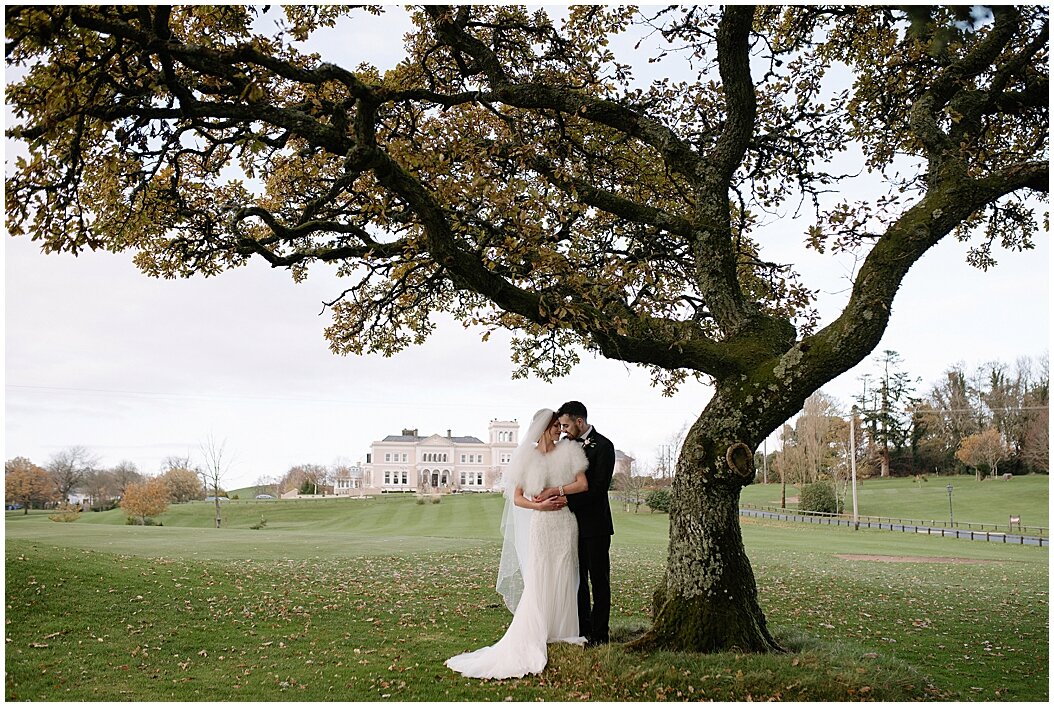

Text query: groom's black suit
(565, 427), (615, 644)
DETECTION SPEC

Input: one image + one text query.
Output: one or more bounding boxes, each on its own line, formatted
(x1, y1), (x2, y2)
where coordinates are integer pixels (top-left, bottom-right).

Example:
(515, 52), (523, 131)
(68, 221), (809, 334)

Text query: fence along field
(5, 479), (1048, 701)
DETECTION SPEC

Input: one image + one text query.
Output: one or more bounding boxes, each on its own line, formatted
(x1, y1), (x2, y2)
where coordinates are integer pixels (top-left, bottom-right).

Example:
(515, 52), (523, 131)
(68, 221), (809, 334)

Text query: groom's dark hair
(557, 400), (588, 420)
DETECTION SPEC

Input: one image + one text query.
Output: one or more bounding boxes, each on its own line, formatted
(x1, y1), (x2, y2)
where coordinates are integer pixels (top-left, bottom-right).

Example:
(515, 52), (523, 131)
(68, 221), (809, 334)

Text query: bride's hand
(538, 495), (565, 511)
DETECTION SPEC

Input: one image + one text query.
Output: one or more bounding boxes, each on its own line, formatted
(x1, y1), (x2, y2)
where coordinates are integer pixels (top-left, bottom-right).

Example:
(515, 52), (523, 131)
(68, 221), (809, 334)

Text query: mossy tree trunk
(646, 440), (778, 651)
(634, 379), (789, 653)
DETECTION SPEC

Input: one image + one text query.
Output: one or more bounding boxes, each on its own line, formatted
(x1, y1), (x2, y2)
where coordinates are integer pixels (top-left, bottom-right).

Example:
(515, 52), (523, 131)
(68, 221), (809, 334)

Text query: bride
(446, 408), (589, 679)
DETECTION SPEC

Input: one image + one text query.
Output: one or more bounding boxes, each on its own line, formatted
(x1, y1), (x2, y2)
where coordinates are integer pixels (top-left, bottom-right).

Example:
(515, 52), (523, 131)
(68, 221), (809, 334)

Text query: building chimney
(447, 429), (452, 438)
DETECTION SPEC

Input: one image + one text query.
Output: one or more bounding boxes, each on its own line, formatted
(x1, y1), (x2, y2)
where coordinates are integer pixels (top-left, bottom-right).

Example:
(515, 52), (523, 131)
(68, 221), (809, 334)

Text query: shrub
(48, 504), (81, 522)
(90, 498), (119, 512)
(125, 516), (162, 526)
(249, 517), (267, 530)
(430, 495), (441, 504)
(415, 496), (427, 505)
(645, 489), (671, 513)
(799, 482), (839, 515)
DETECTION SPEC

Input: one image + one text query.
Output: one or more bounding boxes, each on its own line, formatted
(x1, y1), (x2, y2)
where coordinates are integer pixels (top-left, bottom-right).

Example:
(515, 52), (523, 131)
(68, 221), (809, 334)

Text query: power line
(908, 406), (1048, 413)
(5, 383), (373, 406)
(4, 382), (704, 414)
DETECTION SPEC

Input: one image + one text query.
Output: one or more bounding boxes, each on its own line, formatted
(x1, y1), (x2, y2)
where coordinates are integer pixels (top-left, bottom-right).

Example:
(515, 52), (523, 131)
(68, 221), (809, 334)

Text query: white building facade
(331, 464), (365, 495)
(360, 419), (519, 494)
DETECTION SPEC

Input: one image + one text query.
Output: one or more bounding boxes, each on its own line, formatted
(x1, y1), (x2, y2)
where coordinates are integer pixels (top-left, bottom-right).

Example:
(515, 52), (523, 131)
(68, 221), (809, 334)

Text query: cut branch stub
(725, 442), (754, 478)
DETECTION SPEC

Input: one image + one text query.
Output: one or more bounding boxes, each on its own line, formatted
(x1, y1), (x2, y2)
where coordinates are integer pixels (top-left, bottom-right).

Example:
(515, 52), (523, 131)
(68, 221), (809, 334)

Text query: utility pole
(850, 409), (859, 530)
(658, 444), (675, 480)
(762, 438), (768, 484)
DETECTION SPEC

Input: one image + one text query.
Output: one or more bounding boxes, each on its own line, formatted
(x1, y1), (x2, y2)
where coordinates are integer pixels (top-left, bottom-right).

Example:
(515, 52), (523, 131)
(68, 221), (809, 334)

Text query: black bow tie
(571, 437), (585, 443)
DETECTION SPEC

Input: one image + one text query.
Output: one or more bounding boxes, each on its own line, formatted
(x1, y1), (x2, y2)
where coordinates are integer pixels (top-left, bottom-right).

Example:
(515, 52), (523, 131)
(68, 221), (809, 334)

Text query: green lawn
(741, 473), (1049, 530)
(5, 491), (1048, 701)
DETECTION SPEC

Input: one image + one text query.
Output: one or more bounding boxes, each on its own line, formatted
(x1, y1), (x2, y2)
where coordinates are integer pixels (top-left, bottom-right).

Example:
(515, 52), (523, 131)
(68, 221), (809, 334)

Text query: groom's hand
(536, 487), (559, 500)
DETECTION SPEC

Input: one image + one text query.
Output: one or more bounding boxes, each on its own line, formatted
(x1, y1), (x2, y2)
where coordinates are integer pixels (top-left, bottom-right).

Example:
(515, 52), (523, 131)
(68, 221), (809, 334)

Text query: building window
(384, 471), (391, 485)
(385, 453), (391, 462)
(402, 453), (408, 462)
(476, 472), (483, 486)
(401, 471), (408, 485)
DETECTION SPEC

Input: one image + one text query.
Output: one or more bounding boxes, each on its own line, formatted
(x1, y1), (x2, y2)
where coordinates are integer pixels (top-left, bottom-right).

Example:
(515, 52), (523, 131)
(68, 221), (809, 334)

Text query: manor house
(358, 419), (520, 494)
(339, 418), (635, 496)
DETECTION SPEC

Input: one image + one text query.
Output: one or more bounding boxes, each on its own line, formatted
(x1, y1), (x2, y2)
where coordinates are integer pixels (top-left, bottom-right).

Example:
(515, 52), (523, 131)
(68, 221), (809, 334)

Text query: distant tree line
(6, 446), (364, 521)
(252, 459), (360, 498)
(771, 353), (1048, 499)
(4, 448), (210, 522)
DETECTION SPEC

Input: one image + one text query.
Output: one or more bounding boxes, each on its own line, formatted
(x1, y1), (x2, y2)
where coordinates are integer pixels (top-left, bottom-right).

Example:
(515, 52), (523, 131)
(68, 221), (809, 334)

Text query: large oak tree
(5, 5), (1047, 652)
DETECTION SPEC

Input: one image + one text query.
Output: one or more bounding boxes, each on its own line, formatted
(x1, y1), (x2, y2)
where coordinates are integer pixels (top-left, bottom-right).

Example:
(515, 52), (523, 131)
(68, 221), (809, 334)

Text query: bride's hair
(505, 408), (555, 492)
(536, 411), (559, 447)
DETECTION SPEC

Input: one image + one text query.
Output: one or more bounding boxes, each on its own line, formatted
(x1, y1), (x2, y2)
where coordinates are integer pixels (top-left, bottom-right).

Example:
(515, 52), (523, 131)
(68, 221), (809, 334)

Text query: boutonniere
(582, 437), (596, 450)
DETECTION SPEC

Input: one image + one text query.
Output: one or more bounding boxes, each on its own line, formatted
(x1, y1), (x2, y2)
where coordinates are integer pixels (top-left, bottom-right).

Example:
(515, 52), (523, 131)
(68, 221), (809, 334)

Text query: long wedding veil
(495, 407), (555, 613)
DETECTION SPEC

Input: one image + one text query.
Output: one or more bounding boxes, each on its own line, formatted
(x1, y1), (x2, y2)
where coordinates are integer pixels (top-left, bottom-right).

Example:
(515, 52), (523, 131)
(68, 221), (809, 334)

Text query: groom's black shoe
(586, 636), (609, 648)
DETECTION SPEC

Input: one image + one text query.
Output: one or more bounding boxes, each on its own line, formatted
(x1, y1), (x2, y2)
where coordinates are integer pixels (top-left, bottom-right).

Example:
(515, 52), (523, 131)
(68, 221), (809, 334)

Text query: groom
(547, 400), (616, 646)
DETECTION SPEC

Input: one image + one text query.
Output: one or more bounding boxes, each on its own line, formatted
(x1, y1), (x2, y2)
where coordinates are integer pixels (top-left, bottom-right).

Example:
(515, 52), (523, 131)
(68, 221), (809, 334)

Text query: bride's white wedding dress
(446, 441), (587, 679)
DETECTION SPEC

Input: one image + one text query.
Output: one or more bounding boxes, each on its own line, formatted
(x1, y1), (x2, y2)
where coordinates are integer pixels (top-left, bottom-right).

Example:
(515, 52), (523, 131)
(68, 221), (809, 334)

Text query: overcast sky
(4, 7), (1049, 489)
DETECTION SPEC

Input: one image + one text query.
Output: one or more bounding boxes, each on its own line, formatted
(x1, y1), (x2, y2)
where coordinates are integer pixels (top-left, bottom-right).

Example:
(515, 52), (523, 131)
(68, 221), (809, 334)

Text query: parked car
(204, 496), (230, 502)
(255, 494), (275, 499)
